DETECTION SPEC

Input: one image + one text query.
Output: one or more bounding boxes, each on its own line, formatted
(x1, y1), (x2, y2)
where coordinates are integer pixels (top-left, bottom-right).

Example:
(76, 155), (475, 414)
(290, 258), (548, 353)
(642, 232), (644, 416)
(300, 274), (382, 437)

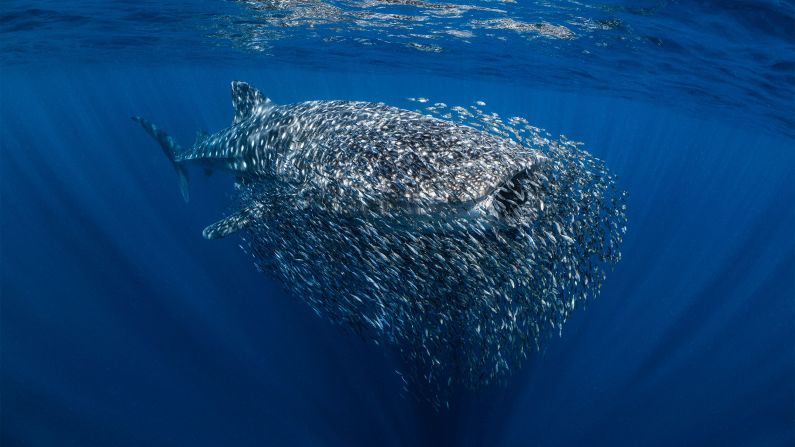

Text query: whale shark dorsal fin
(231, 81), (273, 124)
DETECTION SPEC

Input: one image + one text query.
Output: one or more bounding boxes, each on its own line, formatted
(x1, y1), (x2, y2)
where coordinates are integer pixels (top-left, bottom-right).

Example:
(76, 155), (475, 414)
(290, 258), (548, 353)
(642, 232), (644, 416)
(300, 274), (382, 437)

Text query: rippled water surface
(3, 1), (794, 134)
(1, 1), (793, 446)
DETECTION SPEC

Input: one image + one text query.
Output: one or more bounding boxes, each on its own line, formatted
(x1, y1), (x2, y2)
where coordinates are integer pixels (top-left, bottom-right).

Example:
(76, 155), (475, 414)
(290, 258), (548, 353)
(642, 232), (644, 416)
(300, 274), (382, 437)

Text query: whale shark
(134, 81), (544, 239)
(134, 81), (626, 400)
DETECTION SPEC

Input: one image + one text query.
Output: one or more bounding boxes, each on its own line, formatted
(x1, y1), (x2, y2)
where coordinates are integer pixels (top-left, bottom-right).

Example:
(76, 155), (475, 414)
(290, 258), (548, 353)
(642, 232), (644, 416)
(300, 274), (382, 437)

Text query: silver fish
(134, 81), (627, 402)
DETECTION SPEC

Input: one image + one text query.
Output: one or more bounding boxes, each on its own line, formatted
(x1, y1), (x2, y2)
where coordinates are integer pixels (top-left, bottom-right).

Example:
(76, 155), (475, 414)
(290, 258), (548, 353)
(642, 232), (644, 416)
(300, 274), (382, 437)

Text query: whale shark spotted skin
(135, 81), (543, 238)
(134, 81), (626, 401)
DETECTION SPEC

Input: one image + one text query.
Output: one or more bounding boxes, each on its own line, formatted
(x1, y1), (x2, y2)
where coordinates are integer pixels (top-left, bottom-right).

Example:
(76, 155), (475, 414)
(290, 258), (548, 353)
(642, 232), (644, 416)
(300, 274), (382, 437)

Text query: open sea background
(1, 1), (793, 446)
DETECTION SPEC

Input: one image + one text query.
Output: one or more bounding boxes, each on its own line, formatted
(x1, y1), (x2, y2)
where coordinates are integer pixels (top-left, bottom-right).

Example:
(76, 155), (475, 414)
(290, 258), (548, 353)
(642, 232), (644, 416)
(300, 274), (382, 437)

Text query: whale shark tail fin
(132, 116), (190, 203)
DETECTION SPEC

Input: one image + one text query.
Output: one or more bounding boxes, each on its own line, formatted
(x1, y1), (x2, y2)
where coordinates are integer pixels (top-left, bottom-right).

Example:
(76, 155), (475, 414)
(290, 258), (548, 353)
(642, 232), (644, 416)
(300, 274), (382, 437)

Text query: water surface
(1, 1), (793, 446)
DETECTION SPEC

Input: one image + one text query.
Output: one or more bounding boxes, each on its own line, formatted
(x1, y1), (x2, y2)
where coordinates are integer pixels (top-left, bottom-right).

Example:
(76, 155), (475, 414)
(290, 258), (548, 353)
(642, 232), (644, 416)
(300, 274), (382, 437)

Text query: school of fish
(134, 82), (627, 406)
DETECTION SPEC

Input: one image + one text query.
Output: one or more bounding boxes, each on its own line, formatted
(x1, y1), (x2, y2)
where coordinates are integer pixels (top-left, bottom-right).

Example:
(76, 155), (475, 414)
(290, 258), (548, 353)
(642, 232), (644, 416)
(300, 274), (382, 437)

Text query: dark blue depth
(1, 1), (794, 446)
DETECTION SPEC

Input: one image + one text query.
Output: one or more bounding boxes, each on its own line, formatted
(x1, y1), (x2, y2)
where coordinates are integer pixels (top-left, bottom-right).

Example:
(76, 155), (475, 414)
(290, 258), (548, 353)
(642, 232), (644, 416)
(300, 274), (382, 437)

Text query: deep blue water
(1, 1), (794, 446)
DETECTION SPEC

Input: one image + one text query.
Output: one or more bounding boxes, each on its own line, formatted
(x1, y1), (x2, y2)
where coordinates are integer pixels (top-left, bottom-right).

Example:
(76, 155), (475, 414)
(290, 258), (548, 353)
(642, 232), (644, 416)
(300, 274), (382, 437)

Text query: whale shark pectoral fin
(231, 81), (273, 124)
(202, 202), (267, 240)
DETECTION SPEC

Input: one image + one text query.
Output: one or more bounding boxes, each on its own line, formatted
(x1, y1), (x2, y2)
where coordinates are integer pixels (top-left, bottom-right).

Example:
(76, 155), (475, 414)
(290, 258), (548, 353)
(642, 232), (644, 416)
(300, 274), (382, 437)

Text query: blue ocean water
(1, 1), (793, 446)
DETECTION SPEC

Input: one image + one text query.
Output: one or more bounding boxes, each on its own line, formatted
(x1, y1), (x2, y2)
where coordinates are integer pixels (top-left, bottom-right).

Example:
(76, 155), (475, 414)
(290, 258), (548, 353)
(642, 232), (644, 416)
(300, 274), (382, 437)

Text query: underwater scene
(1, 1), (793, 446)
